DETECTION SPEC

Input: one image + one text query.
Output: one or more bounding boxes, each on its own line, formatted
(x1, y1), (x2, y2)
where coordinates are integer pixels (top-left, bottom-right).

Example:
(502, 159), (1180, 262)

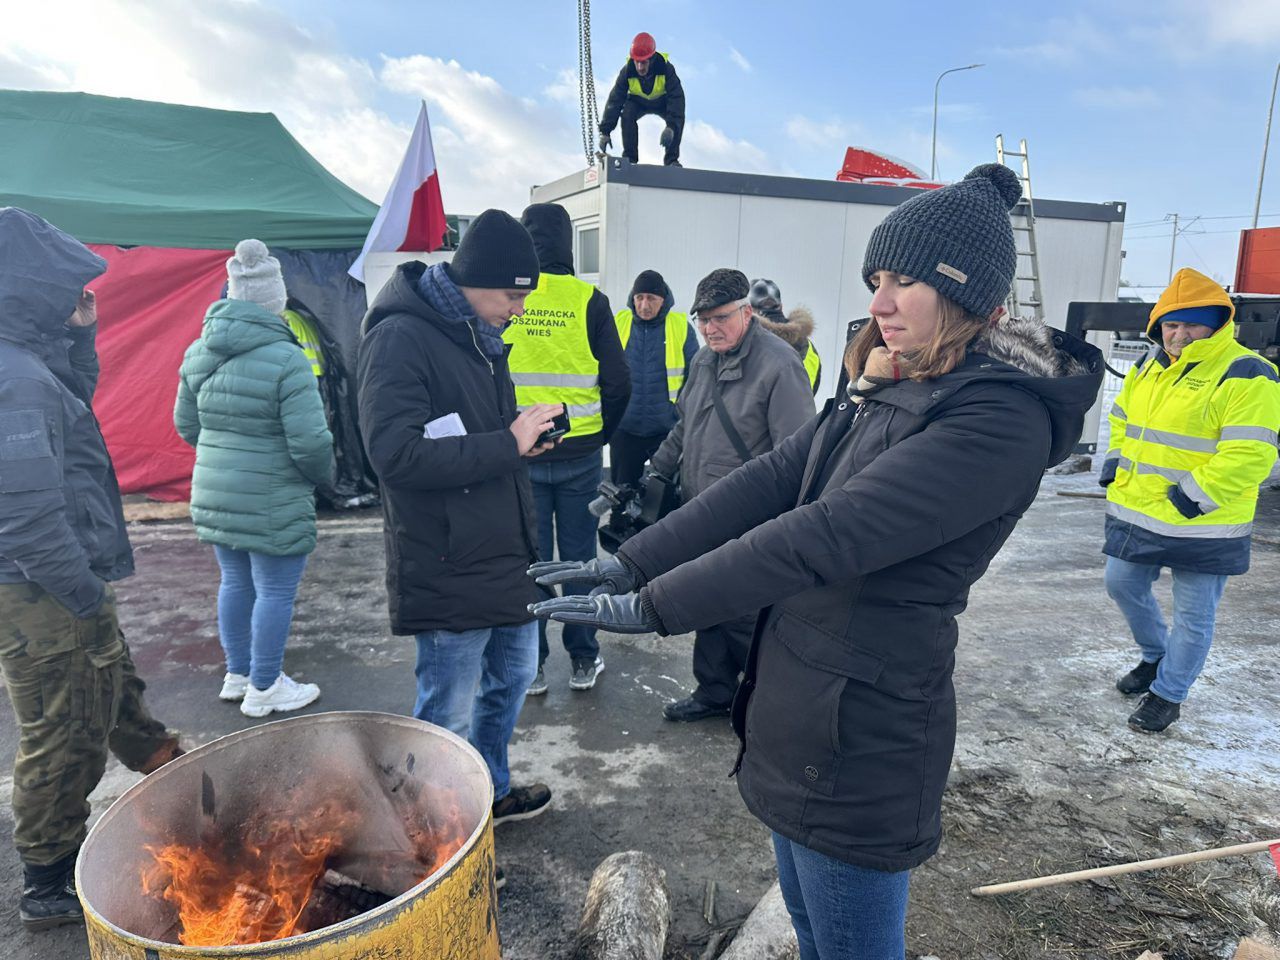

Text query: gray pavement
(2, 477), (1279, 959)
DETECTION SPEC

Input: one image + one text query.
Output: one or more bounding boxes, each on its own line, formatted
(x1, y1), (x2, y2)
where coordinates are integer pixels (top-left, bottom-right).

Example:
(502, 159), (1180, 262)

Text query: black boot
(1116, 658), (1161, 695)
(663, 696), (729, 722)
(1128, 692), (1181, 733)
(19, 857), (82, 930)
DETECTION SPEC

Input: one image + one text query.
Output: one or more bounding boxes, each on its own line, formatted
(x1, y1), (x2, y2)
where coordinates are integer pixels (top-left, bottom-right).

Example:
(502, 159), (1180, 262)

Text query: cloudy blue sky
(4, 0), (1279, 295)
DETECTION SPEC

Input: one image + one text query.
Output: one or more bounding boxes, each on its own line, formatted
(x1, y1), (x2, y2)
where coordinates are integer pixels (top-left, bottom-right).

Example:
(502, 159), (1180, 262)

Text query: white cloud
(994, 16), (1116, 64)
(729, 47), (752, 73)
(1142, 0), (1280, 50)
(785, 116), (860, 150)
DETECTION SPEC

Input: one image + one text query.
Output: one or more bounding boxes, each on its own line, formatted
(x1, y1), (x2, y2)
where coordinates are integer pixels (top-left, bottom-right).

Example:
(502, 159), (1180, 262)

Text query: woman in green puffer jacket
(175, 239), (334, 719)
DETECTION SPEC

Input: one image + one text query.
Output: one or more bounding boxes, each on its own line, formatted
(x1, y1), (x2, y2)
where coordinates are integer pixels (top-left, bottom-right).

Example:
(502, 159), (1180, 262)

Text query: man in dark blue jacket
(0, 208), (179, 930)
(610, 269), (697, 487)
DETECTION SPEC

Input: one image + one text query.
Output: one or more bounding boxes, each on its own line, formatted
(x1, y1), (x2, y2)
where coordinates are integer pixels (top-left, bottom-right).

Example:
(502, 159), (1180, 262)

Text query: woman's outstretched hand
(528, 592), (663, 634)
(527, 556), (640, 597)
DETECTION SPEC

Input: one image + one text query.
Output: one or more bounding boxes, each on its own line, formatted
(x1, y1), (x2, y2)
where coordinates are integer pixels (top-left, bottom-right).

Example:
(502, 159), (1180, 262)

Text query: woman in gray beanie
(531, 164), (1104, 958)
(175, 239), (335, 719)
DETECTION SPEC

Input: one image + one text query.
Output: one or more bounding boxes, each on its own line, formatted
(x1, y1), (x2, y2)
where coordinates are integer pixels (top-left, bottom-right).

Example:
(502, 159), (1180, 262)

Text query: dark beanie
(691, 268), (750, 314)
(631, 269), (666, 297)
(862, 163), (1022, 317)
(447, 209), (539, 290)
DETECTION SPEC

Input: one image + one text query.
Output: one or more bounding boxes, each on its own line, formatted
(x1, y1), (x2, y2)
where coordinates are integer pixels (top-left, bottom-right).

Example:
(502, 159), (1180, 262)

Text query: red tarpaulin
(87, 245), (230, 501)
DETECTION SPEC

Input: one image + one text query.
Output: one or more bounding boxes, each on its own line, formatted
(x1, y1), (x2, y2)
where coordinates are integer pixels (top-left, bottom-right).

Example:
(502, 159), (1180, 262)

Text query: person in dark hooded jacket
(505, 203), (630, 695)
(0, 208), (180, 930)
(529, 165), (1103, 959)
(611, 269), (697, 486)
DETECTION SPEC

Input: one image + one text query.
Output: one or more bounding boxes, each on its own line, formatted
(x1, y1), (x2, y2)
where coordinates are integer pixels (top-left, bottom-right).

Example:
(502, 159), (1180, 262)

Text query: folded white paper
(424, 412), (467, 439)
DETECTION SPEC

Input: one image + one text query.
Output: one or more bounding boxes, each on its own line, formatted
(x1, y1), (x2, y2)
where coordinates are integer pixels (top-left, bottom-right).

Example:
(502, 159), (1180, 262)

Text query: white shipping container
(531, 159), (1126, 452)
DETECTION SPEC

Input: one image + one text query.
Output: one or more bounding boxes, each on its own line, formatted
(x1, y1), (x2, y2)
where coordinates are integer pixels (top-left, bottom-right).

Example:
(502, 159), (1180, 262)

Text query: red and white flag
(349, 101), (448, 282)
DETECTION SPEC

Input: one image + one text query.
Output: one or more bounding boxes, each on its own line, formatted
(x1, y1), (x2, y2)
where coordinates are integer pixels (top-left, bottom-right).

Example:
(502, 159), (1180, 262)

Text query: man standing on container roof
(1101, 267), (1280, 733)
(599, 32), (686, 168)
(506, 203), (630, 696)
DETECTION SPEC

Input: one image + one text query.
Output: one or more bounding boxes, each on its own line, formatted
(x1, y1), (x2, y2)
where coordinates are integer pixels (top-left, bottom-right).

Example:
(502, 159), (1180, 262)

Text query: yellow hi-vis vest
(802, 341), (821, 391)
(615, 308), (689, 402)
(1104, 320), (1280, 543)
(627, 53), (670, 100)
(282, 308), (324, 377)
(503, 274), (602, 438)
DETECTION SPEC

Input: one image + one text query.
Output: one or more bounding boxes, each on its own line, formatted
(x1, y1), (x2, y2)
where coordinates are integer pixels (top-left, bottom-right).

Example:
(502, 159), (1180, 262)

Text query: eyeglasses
(695, 301), (748, 327)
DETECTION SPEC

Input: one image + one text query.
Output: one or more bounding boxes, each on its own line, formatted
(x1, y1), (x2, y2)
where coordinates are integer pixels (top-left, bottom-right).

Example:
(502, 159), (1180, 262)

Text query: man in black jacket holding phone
(357, 211), (559, 859)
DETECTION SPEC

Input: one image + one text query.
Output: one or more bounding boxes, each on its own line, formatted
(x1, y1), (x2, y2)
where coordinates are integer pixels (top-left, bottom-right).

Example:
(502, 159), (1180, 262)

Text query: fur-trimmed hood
(756, 305), (814, 349)
(856, 317), (1103, 467)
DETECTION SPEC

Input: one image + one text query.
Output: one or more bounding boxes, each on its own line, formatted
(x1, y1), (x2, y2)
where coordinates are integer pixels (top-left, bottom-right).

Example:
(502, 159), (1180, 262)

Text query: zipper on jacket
(466, 324), (494, 375)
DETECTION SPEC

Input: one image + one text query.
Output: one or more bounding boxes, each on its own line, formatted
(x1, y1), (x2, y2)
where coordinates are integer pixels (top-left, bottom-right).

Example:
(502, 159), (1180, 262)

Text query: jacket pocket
(746, 612), (886, 798)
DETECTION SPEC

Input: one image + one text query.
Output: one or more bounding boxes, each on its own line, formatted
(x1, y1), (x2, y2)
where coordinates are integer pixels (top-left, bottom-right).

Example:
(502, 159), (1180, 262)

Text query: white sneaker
(240, 673), (320, 718)
(219, 672), (250, 701)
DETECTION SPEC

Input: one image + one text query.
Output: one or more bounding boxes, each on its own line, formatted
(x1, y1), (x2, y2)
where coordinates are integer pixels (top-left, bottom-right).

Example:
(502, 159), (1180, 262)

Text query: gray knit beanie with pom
(226, 239), (287, 316)
(862, 163), (1022, 317)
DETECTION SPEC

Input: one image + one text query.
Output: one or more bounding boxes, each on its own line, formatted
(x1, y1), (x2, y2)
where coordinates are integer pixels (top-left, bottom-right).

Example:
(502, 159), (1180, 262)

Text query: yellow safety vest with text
(803, 341), (821, 392)
(503, 274), (602, 438)
(627, 53), (670, 100)
(1104, 320), (1280, 542)
(615, 308), (689, 402)
(282, 308), (324, 377)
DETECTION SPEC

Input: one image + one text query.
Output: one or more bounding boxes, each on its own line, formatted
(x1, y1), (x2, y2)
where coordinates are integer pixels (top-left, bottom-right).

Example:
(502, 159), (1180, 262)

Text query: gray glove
(598, 131), (612, 152)
(659, 125), (675, 148)
(529, 592), (664, 635)
(528, 556), (640, 597)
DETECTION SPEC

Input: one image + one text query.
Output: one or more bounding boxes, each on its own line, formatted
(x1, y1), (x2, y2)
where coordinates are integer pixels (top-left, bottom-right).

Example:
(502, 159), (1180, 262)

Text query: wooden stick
(971, 838), (1280, 896)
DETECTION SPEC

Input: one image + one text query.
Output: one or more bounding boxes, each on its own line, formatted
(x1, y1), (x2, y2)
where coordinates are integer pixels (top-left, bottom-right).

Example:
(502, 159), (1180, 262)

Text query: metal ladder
(996, 135), (1045, 321)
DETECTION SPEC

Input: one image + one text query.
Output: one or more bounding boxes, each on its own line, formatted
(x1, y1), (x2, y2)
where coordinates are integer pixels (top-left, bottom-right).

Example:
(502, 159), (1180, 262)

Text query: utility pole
(1252, 61), (1280, 229)
(1167, 213), (1179, 284)
(931, 63), (983, 181)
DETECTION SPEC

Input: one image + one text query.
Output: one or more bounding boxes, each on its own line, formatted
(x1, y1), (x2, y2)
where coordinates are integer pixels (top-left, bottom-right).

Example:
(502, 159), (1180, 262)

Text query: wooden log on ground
(571, 851), (670, 960)
(718, 882), (799, 960)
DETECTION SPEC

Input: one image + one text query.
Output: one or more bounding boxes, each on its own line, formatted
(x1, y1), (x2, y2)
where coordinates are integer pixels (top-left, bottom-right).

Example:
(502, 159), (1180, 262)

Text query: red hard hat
(630, 32), (656, 61)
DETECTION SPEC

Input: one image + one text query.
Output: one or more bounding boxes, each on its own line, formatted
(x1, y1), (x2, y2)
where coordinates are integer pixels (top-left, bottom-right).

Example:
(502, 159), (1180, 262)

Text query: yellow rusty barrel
(77, 712), (500, 959)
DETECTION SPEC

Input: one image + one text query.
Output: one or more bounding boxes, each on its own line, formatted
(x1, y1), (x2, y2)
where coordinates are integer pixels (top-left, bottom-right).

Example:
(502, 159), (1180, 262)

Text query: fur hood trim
(757, 306), (814, 348)
(972, 316), (1091, 379)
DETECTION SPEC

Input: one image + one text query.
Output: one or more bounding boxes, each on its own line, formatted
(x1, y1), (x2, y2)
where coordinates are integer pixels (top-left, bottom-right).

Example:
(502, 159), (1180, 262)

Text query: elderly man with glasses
(643, 268), (815, 721)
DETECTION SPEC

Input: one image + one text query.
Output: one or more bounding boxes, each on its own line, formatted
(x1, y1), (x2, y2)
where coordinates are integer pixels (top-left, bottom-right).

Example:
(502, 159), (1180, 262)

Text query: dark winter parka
(619, 319), (1102, 871)
(0, 208), (132, 618)
(357, 262), (541, 635)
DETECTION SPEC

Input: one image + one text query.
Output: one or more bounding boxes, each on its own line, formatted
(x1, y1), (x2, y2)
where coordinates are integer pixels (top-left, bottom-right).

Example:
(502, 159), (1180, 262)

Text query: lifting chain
(578, 0), (600, 166)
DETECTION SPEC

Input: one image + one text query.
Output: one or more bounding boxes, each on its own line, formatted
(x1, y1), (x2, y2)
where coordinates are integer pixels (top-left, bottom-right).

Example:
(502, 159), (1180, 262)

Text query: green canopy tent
(0, 89), (380, 500)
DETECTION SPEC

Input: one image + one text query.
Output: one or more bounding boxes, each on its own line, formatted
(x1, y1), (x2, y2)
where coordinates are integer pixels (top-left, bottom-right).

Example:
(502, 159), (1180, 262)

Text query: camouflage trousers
(0, 582), (173, 867)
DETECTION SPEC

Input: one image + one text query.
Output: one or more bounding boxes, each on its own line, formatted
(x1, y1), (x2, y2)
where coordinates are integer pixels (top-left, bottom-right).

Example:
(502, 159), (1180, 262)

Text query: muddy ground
(2, 473), (1279, 959)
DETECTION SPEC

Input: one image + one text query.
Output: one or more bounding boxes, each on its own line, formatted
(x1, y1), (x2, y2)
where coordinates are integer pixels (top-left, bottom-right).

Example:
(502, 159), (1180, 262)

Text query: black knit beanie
(862, 163), (1022, 317)
(631, 269), (667, 297)
(447, 209), (539, 290)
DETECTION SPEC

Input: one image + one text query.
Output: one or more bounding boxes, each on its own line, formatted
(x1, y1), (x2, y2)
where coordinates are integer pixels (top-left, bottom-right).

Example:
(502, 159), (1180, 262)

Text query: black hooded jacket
(356, 262), (540, 634)
(619, 320), (1103, 872)
(0, 208), (132, 618)
(518, 204), (630, 462)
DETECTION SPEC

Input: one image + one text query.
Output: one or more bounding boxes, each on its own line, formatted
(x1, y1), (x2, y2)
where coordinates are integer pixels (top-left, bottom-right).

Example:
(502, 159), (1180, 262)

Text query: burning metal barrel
(76, 711), (500, 959)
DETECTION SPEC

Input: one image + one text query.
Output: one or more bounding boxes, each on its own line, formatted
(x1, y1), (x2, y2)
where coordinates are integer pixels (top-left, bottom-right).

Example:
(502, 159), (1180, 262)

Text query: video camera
(589, 473), (681, 554)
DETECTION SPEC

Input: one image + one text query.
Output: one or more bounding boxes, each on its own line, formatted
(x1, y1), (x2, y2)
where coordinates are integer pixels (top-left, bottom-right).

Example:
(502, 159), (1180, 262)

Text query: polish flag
(349, 101), (448, 282)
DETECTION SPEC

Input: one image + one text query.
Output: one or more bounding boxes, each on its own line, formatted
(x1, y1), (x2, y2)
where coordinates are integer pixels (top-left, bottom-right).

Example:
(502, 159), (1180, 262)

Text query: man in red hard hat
(599, 32), (686, 167)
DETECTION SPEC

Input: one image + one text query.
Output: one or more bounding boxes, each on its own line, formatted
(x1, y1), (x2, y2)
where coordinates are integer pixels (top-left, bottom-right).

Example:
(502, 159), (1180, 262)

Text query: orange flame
(140, 792), (471, 946)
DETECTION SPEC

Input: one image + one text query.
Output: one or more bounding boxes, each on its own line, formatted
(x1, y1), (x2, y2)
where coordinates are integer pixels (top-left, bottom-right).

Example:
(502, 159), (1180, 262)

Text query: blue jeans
(413, 621), (539, 801)
(213, 546), (309, 691)
(528, 450), (602, 665)
(772, 833), (910, 960)
(1104, 556), (1228, 703)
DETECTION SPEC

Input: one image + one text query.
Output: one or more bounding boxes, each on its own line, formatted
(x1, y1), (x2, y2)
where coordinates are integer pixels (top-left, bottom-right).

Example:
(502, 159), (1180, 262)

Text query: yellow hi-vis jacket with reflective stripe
(628, 54), (670, 100)
(615, 308), (689, 402)
(503, 273), (602, 438)
(1102, 321), (1280, 573)
(802, 341), (822, 393)
(282, 308), (324, 377)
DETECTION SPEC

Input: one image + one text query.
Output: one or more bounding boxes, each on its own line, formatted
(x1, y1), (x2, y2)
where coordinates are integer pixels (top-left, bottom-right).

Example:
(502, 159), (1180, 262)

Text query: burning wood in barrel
(140, 780), (468, 946)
